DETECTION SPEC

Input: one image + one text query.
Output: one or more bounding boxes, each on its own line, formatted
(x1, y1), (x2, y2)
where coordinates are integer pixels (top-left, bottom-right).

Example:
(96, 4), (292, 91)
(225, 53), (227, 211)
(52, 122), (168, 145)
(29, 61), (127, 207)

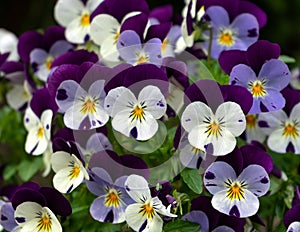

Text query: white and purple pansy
(181, 101), (246, 156)
(0, 201), (19, 232)
(105, 85), (167, 141)
(204, 161), (270, 218)
(55, 79), (109, 130)
(86, 167), (133, 224)
(23, 107), (53, 156)
(244, 114), (266, 143)
(124, 175), (177, 232)
(203, 6), (259, 59)
(287, 221), (300, 232)
(54, 0), (104, 44)
(258, 102), (300, 154)
(51, 151), (89, 194)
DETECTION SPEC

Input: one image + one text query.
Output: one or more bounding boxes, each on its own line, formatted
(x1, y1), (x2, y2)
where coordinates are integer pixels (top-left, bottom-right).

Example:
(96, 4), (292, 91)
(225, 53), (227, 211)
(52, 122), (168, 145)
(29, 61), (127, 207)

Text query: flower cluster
(0, 0), (299, 231)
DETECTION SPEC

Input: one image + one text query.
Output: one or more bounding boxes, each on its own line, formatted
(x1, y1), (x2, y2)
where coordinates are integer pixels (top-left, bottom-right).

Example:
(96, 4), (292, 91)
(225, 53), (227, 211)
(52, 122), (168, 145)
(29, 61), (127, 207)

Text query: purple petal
(117, 30), (142, 62)
(258, 59), (290, 90)
(206, 6), (230, 28)
(90, 197), (114, 222)
(43, 26), (66, 50)
(0, 202), (18, 231)
(216, 146), (243, 175)
(259, 89), (286, 113)
(145, 22), (172, 41)
(240, 144), (273, 174)
(120, 13), (148, 41)
(282, 87), (300, 115)
(238, 1), (267, 28)
(11, 189), (46, 210)
(219, 50), (247, 75)
(284, 205), (300, 227)
(230, 64), (256, 86)
(30, 87), (57, 117)
(49, 40), (73, 58)
(182, 211), (209, 232)
(144, 38), (163, 66)
(149, 5), (173, 23)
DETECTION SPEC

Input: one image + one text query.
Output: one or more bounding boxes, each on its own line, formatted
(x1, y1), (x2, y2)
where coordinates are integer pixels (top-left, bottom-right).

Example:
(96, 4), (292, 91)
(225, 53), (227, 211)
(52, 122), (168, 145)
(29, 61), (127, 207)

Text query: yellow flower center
(81, 13), (90, 26)
(161, 39), (169, 52)
(80, 97), (97, 114)
(130, 105), (145, 122)
(249, 80), (267, 98)
(226, 182), (245, 201)
(114, 31), (120, 44)
(206, 121), (221, 137)
(37, 213), (52, 232)
(218, 30), (234, 47)
(69, 164), (81, 179)
(105, 189), (121, 207)
(246, 114), (256, 129)
(192, 146), (204, 155)
(140, 203), (155, 219)
(37, 127), (44, 138)
(283, 123), (298, 138)
(46, 57), (53, 70)
(137, 55), (148, 65)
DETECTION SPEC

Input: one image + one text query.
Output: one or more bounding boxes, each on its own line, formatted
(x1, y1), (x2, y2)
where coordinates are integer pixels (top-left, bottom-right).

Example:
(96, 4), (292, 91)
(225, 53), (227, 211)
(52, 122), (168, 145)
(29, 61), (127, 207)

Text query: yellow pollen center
(37, 127), (44, 138)
(250, 80), (266, 98)
(161, 39), (169, 52)
(219, 31), (234, 46)
(227, 182), (244, 201)
(69, 165), (81, 179)
(192, 146), (203, 155)
(81, 98), (97, 114)
(140, 203), (155, 219)
(114, 31), (120, 44)
(37, 214), (52, 232)
(130, 105), (145, 122)
(246, 115), (256, 128)
(137, 55), (148, 64)
(206, 121), (221, 137)
(283, 123), (298, 138)
(105, 190), (120, 207)
(46, 58), (53, 70)
(81, 14), (90, 26)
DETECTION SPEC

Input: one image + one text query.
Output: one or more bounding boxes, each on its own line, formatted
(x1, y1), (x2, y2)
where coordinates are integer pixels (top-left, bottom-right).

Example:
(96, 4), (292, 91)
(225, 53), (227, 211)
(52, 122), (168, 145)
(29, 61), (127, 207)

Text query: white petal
(104, 86), (128, 116)
(65, 18), (90, 44)
(152, 197), (177, 218)
(41, 109), (53, 140)
(267, 128), (290, 153)
(125, 203), (148, 231)
(211, 189), (259, 218)
(90, 14), (120, 46)
(15, 202), (42, 225)
(111, 88), (137, 117)
(287, 221), (300, 232)
(25, 129), (49, 155)
(215, 102), (246, 136)
(34, 64), (50, 82)
(100, 36), (120, 62)
(0, 28), (18, 61)
(86, 0), (103, 12)
(138, 85), (167, 119)
(209, 129), (237, 156)
(24, 107), (39, 131)
(145, 214), (163, 232)
(187, 124), (211, 152)
(89, 106), (109, 128)
(238, 164), (270, 197)
(6, 84), (29, 110)
(258, 110), (288, 134)
(290, 102), (300, 121)
(181, 101), (214, 132)
(51, 151), (73, 172)
(63, 102), (87, 130)
(134, 113), (159, 140)
(54, 0), (84, 26)
(125, 175), (151, 203)
(292, 136), (300, 154)
(204, 161), (236, 195)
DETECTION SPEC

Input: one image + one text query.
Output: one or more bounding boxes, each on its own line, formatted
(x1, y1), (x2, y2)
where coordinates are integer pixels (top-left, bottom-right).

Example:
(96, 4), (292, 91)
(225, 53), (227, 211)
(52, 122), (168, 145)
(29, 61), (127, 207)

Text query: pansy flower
(243, 114), (266, 144)
(105, 85), (167, 141)
(124, 174), (177, 232)
(54, 0), (103, 44)
(204, 161), (270, 218)
(219, 40), (291, 114)
(0, 201), (19, 231)
(0, 28), (18, 61)
(86, 167), (133, 223)
(11, 183), (71, 232)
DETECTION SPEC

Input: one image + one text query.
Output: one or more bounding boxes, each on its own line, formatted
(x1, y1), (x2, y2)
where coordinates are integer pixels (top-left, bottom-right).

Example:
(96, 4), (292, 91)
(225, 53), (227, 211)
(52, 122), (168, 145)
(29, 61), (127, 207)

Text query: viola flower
(6, 80), (32, 111)
(124, 174), (177, 232)
(203, 6), (259, 59)
(244, 114), (266, 143)
(258, 102), (300, 154)
(51, 151), (89, 193)
(204, 161), (270, 218)
(23, 107), (53, 155)
(0, 202), (19, 231)
(54, 0), (103, 44)
(181, 101), (246, 156)
(161, 25), (182, 58)
(219, 40), (291, 114)
(0, 28), (18, 61)
(56, 79), (109, 130)
(86, 167), (133, 223)
(105, 85), (167, 141)
(117, 30), (162, 67)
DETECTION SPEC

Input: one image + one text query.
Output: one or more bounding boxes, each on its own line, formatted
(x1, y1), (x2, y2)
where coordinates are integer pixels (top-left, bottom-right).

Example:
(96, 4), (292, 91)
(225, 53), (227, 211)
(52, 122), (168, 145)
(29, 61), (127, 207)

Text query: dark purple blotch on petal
(205, 171), (215, 180)
(258, 120), (269, 128)
(15, 217), (25, 223)
(229, 205), (240, 217)
(286, 142), (295, 153)
(130, 127), (138, 139)
(56, 88), (68, 101)
(104, 210), (114, 223)
(260, 177), (269, 184)
(247, 28), (258, 37)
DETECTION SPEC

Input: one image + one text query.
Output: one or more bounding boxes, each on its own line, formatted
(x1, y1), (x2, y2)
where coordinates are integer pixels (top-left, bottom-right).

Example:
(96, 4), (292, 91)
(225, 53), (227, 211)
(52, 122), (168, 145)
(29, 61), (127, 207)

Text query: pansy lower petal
(216, 102), (246, 136)
(210, 129), (237, 156)
(53, 166), (84, 193)
(90, 14), (120, 46)
(260, 88), (286, 112)
(179, 143), (205, 169)
(291, 136), (300, 154)
(188, 125), (211, 152)
(35, 64), (51, 81)
(204, 161), (237, 195)
(25, 129), (49, 155)
(267, 128), (290, 153)
(89, 106), (109, 129)
(104, 86), (128, 116)
(134, 113), (158, 140)
(230, 64), (257, 86)
(138, 85), (166, 119)
(147, 214), (163, 232)
(63, 102), (87, 129)
(238, 164), (270, 197)
(90, 197), (114, 223)
(231, 13), (259, 39)
(65, 18), (90, 44)
(181, 101), (214, 132)
(112, 109), (135, 137)
(125, 175), (151, 203)
(56, 80), (87, 113)
(125, 203), (148, 231)
(258, 59), (290, 90)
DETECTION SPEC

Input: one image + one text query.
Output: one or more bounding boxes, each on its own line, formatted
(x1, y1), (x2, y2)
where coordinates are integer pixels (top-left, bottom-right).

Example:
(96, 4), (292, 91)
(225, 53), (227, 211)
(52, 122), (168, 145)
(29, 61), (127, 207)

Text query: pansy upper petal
(111, 88), (137, 117)
(290, 102), (300, 122)
(54, 0), (85, 27)
(49, 40), (73, 58)
(86, 0), (104, 12)
(215, 102), (246, 136)
(65, 18), (90, 44)
(143, 38), (162, 66)
(138, 85), (166, 119)
(181, 101), (214, 132)
(30, 48), (48, 65)
(212, 226), (235, 232)
(258, 59), (290, 90)
(212, 189), (259, 218)
(125, 175), (150, 203)
(204, 161), (237, 195)
(238, 164), (270, 197)
(230, 64), (257, 86)
(104, 86), (128, 116)
(63, 102), (87, 129)
(206, 6), (230, 28)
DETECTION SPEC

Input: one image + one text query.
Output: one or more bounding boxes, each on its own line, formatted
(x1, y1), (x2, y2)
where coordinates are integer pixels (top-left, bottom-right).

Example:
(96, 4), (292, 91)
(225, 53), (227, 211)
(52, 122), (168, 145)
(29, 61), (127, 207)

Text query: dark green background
(1, 0), (299, 67)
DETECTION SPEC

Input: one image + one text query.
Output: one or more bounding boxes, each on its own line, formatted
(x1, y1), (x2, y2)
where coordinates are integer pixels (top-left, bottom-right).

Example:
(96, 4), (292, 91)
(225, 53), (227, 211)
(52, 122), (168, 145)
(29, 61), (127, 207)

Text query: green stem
(207, 27), (213, 67)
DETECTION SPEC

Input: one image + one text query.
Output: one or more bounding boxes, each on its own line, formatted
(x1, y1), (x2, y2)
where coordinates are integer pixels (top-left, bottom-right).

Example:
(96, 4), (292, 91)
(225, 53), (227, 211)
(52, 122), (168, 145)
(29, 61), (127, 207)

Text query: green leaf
(279, 55), (296, 63)
(3, 164), (18, 180)
(17, 157), (43, 181)
(181, 168), (203, 194)
(164, 220), (200, 232)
